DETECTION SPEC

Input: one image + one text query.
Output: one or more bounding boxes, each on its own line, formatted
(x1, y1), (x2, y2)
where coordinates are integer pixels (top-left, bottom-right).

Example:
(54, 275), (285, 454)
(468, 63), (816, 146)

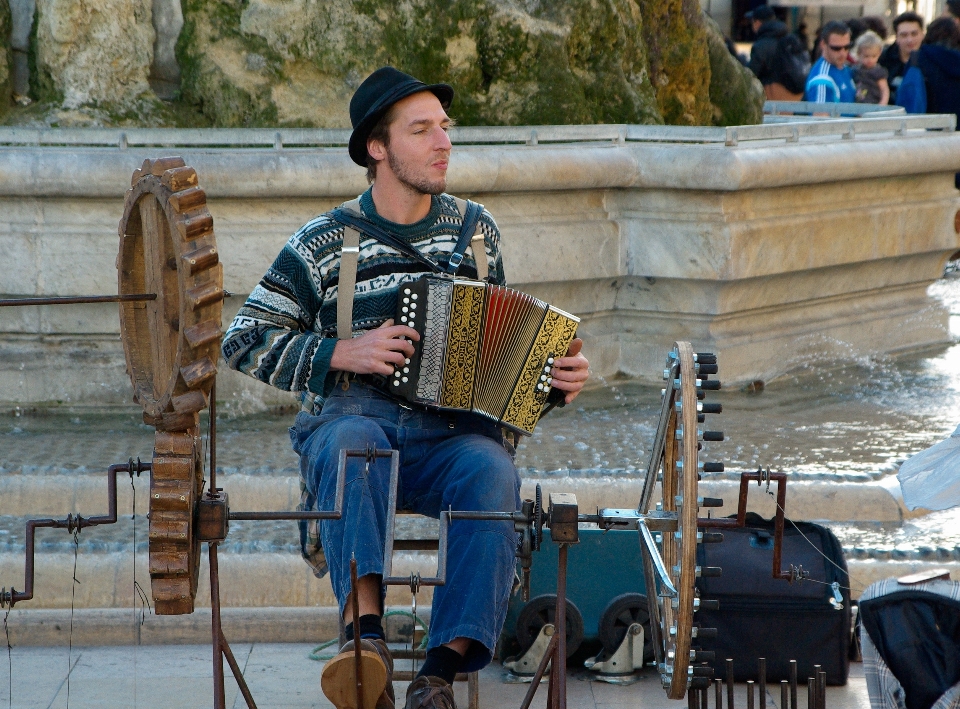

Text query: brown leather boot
(321, 637), (395, 709)
(403, 675), (457, 709)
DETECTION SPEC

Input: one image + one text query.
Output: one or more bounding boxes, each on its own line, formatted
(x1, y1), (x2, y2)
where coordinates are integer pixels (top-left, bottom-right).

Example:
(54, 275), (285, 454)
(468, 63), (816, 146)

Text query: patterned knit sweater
(222, 189), (506, 413)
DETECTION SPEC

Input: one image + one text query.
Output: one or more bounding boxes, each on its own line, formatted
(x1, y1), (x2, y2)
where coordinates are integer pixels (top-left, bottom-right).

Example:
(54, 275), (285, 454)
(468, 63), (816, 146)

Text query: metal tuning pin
(701, 462), (724, 473)
(703, 431), (725, 442)
(700, 402), (722, 414)
(693, 666), (715, 677)
(699, 497), (724, 508)
(697, 599), (720, 611)
(697, 363), (719, 375)
(693, 650), (716, 663)
(694, 352), (717, 364)
(692, 626), (718, 639)
(700, 531), (724, 543)
(699, 379), (722, 391)
(697, 566), (723, 578)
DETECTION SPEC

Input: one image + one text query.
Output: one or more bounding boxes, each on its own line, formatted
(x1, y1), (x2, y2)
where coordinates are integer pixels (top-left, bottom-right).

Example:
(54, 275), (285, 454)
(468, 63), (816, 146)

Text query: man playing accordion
(222, 67), (589, 709)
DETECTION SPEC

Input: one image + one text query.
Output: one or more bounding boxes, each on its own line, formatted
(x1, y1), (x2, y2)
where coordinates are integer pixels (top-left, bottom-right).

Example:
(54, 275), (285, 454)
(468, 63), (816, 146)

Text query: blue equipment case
(501, 528), (648, 653)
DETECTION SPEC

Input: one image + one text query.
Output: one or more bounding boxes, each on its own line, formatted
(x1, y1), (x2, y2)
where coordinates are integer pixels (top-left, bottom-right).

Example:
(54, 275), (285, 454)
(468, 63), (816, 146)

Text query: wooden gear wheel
(640, 342), (713, 699)
(117, 157), (223, 615)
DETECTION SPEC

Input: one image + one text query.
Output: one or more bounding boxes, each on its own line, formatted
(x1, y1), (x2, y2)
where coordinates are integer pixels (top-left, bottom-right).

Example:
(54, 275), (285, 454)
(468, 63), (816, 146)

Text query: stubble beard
(386, 148), (447, 196)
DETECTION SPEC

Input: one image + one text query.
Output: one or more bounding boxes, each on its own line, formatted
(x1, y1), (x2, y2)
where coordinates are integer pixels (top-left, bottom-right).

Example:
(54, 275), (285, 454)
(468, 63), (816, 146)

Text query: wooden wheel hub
(117, 157), (223, 615)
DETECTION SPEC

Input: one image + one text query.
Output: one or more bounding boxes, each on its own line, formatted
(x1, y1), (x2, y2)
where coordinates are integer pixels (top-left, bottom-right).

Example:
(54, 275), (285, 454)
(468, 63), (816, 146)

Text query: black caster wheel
(515, 593), (584, 658)
(598, 592), (654, 662)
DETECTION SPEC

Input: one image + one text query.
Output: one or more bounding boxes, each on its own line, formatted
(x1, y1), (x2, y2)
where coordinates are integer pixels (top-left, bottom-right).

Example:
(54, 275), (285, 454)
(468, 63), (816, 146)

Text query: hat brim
(348, 83), (454, 167)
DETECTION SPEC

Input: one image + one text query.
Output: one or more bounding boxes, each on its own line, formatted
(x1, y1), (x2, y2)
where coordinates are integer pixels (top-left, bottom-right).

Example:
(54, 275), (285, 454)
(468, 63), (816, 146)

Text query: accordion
(388, 276), (580, 435)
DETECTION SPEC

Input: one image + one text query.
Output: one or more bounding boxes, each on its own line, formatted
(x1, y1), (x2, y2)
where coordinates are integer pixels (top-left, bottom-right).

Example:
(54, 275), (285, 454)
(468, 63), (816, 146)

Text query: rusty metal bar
(518, 632), (558, 709)
(716, 679), (723, 709)
(211, 543), (226, 709)
(698, 470), (793, 581)
(209, 378), (218, 492)
(555, 543), (569, 709)
(790, 660), (798, 709)
(0, 293), (156, 307)
(219, 629), (257, 709)
(759, 658), (767, 709)
(350, 557), (365, 709)
(782, 681), (789, 709)
(0, 459), (149, 608)
(727, 659), (735, 709)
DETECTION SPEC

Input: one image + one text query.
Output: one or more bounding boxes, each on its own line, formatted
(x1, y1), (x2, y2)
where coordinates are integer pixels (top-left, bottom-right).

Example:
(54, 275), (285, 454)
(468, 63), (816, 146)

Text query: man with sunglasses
(805, 21), (857, 103)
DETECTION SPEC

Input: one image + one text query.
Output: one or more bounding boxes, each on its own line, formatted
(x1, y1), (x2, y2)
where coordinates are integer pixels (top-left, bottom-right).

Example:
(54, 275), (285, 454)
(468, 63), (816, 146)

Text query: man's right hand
(329, 319), (420, 376)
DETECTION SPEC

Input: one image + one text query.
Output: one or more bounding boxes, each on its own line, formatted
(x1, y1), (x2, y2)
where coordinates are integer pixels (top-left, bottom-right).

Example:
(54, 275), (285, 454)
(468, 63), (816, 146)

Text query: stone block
(177, 0), (669, 128)
(0, 0), (11, 116)
(32, 0), (155, 110)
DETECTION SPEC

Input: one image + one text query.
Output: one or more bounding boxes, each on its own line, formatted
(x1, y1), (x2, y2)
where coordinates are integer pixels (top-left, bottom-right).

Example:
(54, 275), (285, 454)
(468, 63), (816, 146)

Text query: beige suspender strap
(452, 196), (488, 280)
(336, 198), (363, 340)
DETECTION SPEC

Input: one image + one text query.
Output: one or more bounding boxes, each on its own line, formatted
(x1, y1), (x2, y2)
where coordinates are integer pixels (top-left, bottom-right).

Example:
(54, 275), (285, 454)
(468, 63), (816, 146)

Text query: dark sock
(344, 613), (385, 642)
(416, 645), (464, 685)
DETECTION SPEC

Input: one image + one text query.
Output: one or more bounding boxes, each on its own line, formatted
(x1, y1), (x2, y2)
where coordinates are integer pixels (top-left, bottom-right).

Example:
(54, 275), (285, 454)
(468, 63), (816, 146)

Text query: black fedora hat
(348, 67), (454, 167)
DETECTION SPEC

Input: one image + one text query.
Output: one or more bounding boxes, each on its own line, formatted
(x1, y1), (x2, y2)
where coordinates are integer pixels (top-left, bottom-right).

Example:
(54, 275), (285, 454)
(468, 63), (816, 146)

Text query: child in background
(853, 31), (890, 104)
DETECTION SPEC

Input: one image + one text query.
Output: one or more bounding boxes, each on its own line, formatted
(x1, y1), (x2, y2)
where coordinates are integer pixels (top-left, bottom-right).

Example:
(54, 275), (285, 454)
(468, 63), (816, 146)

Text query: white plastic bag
(897, 424), (960, 511)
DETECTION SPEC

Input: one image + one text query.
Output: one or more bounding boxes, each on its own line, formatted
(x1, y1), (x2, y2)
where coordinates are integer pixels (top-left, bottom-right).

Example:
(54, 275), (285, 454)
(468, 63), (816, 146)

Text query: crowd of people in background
(738, 2), (960, 126)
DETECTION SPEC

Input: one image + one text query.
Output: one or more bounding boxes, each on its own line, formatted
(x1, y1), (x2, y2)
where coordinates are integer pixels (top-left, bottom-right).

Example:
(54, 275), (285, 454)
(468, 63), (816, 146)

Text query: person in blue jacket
(805, 21), (857, 103)
(903, 18), (960, 117)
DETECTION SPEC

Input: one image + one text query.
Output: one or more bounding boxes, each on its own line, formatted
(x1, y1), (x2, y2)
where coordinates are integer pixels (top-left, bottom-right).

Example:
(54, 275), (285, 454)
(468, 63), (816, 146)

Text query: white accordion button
(412, 294), (418, 300)
(393, 380), (400, 386)
(547, 357), (555, 364)
(536, 384), (544, 391)
(402, 376), (408, 382)
(395, 371), (401, 378)
(404, 288), (411, 295)
(403, 297), (410, 304)
(405, 358), (410, 364)
(547, 377), (553, 385)
(540, 375), (547, 382)
(403, 367), (409, 374)
(400, 316), (407, 323)
(402, 306), (408, 313)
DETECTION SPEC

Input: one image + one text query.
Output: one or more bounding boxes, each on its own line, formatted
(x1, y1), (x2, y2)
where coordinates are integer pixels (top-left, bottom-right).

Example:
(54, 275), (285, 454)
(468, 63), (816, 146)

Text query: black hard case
(694, 512), (852, 685)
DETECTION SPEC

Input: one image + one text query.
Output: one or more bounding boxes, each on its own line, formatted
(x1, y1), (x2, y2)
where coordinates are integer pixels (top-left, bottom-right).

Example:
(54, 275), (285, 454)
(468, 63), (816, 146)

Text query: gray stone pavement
(0, 643), (870, 709)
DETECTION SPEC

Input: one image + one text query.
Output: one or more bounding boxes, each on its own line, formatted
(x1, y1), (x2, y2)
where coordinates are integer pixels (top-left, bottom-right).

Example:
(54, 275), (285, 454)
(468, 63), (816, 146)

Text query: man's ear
(367, 138), (387, 162)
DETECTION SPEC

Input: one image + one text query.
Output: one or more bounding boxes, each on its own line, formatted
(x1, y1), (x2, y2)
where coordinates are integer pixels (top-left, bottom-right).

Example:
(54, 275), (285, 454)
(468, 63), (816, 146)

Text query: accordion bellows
(391, 276), (580, 435)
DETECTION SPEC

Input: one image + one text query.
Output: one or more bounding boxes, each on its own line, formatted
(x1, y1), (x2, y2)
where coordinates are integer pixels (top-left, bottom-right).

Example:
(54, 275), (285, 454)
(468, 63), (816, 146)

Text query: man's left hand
(550, 338), (589, 404)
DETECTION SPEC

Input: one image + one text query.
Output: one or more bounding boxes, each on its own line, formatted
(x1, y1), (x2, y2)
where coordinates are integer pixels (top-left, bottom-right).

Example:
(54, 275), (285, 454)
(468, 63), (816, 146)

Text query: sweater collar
(358, 188), (442, 240)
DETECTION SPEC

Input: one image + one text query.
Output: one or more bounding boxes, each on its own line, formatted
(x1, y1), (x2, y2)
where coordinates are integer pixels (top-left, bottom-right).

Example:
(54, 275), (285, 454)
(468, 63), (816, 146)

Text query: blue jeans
(290, 381), (521, 672)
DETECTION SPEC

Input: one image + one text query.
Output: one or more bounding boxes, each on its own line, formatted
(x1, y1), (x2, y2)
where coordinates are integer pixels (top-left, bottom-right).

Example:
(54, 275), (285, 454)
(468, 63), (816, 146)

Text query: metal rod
(210, 543), (226, 709)
(518, 633), (558, 709)
(727, 659), (735, 709)
(781, 681), (789, 709)
(690, 690), (700, 709)
(0, 293), (157, 307)
(790, 660), (798, 709)
(812, 666), (821, 709)
(702, 686), (709, 709)
(817, 671), (826, 709)
(468, 671), (480, 709)
(1, 460), (148, 608)
(716, 678), (724, 709)
(638, 518), (679, 597)
(759, 658), (767, 709)
(555, 543), (569, 709)
(351, 557), (365, 709)
(220, 630), (258, 709)
(747, 681), (755, 709)
(229, 511), (345, 520)
(807, 679), (814, 709)
(209, 378), (217, 492)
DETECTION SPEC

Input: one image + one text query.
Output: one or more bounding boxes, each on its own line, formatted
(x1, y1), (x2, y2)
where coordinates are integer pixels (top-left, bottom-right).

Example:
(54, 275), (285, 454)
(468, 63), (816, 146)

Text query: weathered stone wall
(29, 0), (156, 114)
(704, 14), (764, 126)
(174, 0), (761, 129)
(0, 0), (12, 117)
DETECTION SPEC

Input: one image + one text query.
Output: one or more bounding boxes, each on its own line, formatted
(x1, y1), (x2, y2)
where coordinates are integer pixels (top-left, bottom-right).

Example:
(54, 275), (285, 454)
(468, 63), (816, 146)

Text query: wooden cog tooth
(172, 390), (209, 414)
(151, 455), (193, 480)
(181, 244), (218, 275)
(155, 410), (200, 433)
(161, 166), (198, 192)
(181, 357), (217, 389)
(184, 320), (221, 349)
(154, 430), (196, 456)
(176, 209), (213, 242)
(186, 281), (224, 310)
(150, 156), (186, 176)
(168, 186), (206, 213)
